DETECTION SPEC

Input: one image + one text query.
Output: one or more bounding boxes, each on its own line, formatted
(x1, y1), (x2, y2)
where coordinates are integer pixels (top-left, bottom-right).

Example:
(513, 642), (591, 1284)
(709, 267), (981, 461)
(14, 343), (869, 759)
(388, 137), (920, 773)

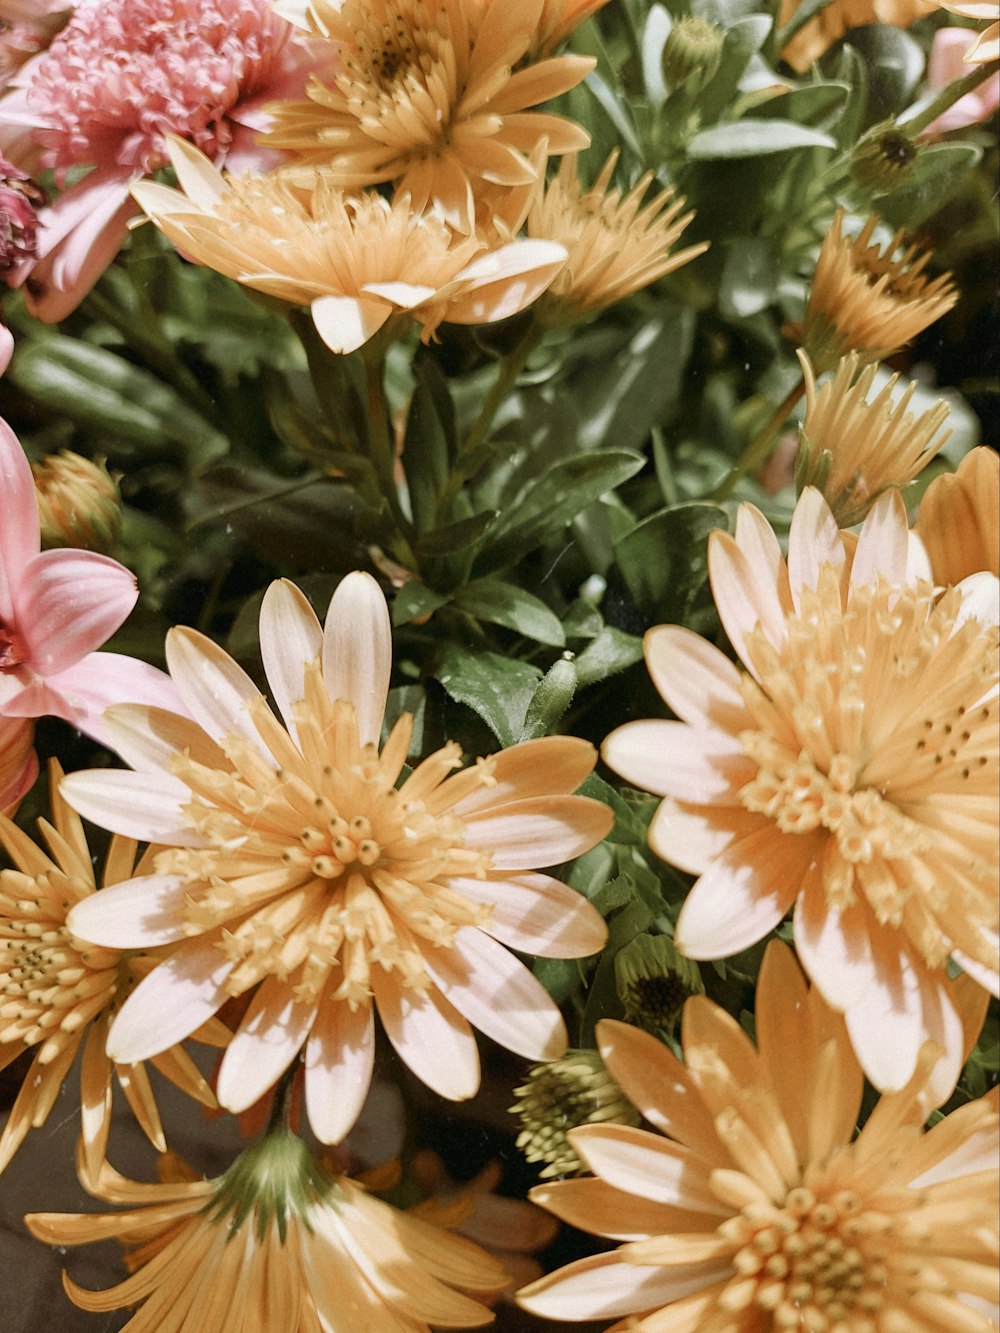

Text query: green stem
(363, 349), (416, 560)
(437, 320), (544, 519)
(186, 472), (323, 531)
(900, 58), (1000, 136)
(714, 375), (806, 500)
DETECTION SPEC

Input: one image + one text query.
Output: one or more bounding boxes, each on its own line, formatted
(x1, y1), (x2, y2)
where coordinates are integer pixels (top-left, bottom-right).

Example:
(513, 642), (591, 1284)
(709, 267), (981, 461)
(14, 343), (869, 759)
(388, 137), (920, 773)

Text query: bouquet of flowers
(0, 0), (996, 1329)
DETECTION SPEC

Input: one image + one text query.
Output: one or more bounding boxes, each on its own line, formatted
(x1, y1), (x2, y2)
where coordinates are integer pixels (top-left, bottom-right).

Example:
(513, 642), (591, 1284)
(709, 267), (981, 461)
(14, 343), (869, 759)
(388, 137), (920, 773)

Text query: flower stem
(714, 375), (806, 500)
(900, 58), (1000, 136)
(363, 347), (416, 562)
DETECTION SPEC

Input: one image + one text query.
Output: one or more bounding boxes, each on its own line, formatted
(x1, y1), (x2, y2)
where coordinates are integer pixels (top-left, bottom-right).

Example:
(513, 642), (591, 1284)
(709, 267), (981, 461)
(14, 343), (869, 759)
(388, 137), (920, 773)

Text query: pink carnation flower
(0, 415), (182, 742)
(921, 27), (1000, 137)
(0, 151), (43, 374)
(0, 0), (317, 320)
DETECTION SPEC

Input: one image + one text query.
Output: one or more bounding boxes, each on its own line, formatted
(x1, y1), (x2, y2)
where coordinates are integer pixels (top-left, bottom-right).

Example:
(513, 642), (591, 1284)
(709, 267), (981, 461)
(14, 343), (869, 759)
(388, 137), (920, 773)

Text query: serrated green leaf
(688, 119), (836, 158)
(432, 643), (542, 746)
(453, 577), (565, 646)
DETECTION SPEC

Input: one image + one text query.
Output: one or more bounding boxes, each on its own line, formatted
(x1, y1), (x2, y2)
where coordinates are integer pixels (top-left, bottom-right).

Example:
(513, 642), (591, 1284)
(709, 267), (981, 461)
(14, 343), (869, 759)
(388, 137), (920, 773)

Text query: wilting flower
(0, 0), (316, 320)
(133, 139), (569, 355)
(778, 0), (926, 72)
(517, 941), (999, 1332)
(512, 1047), (640, 1179)
(602, 486), (999, 1092)
(922, 28), (1000, 136)
(27, 1131), (510, 1330)
(62, 572), (611, 1143)
(915, 446), (1000, 586)
(0, 416), (181, 743)
(0, 714), (36, 812)
(794, 350), (951, 527)
(0, 761), (226, 1181)
(527, 152), (709, 323)
(934, 0), (1000, 62)
(31, 449), (123, 553)
(265, 0), (594, 233)
(799, 210), (958, 376)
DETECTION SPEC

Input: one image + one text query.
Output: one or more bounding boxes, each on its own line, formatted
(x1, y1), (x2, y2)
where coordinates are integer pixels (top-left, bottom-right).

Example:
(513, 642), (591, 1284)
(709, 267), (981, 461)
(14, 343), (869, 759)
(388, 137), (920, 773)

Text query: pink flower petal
(372, 967), (480, 1100)
(447, 872), (607, 958)
(709, 523), (789, 672)
(793, 867), (875, 1011)
(644, 625), (748, 730)
(106, 936), (234, 1064)
(322, 571), (391, 748)
(66, 874), (191, 949)
(165, 626), (274, 760)
(674, 828), (816, 960)
(0, 417), (40, 618)
(304, 999), (376, 1145)
(422, 926), (567, 1060)
(60, 768), (206, 845)
(216, 979), (318, 1114)
(602, 720), (754, 803)
(259, 579), (323, 739)
(517, 1250), (724, 1322)
(100, 703), (227, 776)
(461, 795), (612, 869)
(36, 652), (184, 746)
(568, 1124), (727, 1215)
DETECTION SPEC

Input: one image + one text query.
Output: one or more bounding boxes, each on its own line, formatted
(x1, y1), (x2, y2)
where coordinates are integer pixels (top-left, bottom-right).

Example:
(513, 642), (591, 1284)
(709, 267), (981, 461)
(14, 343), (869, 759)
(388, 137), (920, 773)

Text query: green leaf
(844, 25), (924, 119)
(583, 71), (644, 159)
(391, 580), (451, 626)
(719, 236), (781, 318)
(746, 82), (849, 129)
(573, 627), (645, 687)
(453, 577), (566, 647)
(877, 143), (982, 228)
(432, 643), (542, 746)
(688, 119), (837, 158)
(614, 502), (728, 615)
(413, 509), (499, 556)
(695, 15), (773, 123)
(403, 356), (457, 532)
(475, 451), (645, 575)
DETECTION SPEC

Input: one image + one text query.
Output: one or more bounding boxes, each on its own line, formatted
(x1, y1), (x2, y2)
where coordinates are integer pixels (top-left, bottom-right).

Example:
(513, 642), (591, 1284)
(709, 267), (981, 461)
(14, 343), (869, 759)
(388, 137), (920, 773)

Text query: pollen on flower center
(723, 1184), (889, 1330)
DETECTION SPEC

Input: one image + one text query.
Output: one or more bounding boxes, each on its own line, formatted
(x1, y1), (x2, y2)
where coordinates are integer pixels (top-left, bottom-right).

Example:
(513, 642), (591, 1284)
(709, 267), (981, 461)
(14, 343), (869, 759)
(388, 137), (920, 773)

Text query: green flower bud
(615, 934), (703, 1037)
(661, 16), (724, 93)
(519, 654), (577, 741)
(850, 124), (918, 198)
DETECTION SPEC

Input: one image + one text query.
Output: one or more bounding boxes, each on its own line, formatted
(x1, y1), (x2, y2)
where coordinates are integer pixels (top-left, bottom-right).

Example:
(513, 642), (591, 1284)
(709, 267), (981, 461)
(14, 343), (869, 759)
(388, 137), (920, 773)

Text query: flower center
(725, 1185), (889, 1330)
(160, 665), (496, 1005)
(0, 622), (27, 671)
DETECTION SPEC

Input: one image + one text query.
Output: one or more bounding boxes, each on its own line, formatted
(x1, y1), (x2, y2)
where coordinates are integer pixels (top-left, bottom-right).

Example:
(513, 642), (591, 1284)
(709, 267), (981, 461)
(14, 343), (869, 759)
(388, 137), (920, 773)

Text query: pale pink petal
(648, 798), (770, 876)
(643, 625), (748, 730)
(787, 487), (844, 612)
(422, 926), (567, 1060)
(311, 294), (392, 355)
(106, 936), (234, 1063)
(954, 572), (1000, 631)
(793, 868), (875, 1011)
(568, 1124), (728, 1215)
(360, 280), (438, 308)
(602, 720), (753, 803)
(849, 489), (909, 593)
(452, 736), (598, 815)
(708, 525), (789, 671)
(165, 626), (274, 759)
(304, 1000), (375, 1144)
(100, 703), (226, 776)
(66, 875), (191, 949)
(259, 579), (323, 738)
(11, 541), (140, 671)
(517, 1251), (726, 1321)
(164, 136), (228, 210)
(906, 531), (933, 583)
(446, 872), (607, 957)
(322, 570), (391, 748)
(844, 943), (926, 1091)
(0, 417), (40, 618)
(445, 240), (567, 324)
(0, 325), (12, 377)
(461, 795), (612, 869)
(914, 973), (966, 1116)
(673, 828), (815, 960)
(59, 768), (206, 845)
(216, 979), (318, 1114)
(953, 945), (1000, 998)
(372, 967), (480, 1100)
(35, 653), (184, 746)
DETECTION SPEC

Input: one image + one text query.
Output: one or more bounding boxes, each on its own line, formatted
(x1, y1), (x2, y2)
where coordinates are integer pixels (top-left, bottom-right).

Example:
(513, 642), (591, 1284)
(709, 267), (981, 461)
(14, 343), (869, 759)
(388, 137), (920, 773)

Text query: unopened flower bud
(850, 124), (918, 197)
(519, 655), (577, 741)
(511, 1049), (639, 1178)
(662, 16), (724, 93)
(0, 153), (43, 277)
(615, 934), (703, 1036)
(32, 450), (123, 553)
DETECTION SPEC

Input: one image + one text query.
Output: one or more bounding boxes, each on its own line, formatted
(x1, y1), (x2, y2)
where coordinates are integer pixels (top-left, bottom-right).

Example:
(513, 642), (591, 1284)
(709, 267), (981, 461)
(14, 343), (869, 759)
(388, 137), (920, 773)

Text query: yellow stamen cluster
(159, 662), (496, 1007)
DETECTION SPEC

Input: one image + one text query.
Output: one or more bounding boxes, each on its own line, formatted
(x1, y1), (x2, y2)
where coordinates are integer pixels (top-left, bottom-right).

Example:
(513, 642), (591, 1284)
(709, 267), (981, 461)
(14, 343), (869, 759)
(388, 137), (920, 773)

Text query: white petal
(452, 736), (598, 816)
(461, 795), (612, 869)
(67, 875), (191, 949)
(216, 979), (317, 1114)
(165, 136), (228, 209)
(602, 720), (753, 803)
(107, 937), (234, 1063)
(709, 523), (789, 671)
(423, 927), (567, 1060)
(517, 1251), (724, 1322)
(844, 944), (925, 1091)
(787, 487), (844, 612)
(372, 968), (480, 1100)
(100, 703), (228, 775)
(568, 1124), (727, 1215)
(322, 571), (391, 748)
(644, 625), (748, 729)
(59, 769), (207, 845)
(447, 872), (607, 958)
(259, 580), (323, 738)
(304, 1000), (375, 1144)
(850, 488), (909, 592)
(954, 572), (1000, 631)
(793, 871), (875, 1011)
(311, 294), (391, 355)
(648, 799), (769, 876)
(165, 626), (274, 760)
(359, 280), (437, 308)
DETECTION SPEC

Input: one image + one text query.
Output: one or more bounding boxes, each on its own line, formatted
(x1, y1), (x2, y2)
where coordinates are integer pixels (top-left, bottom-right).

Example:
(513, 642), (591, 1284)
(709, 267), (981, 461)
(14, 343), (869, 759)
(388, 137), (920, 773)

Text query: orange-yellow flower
(799, 210), (958, 375)
(518, 941), (998, 1332)
(132, 139), (568, 354)
(27, 1133), (510, 1331)
(62, 572), (611, 1144)
(602, 486), (999, 1092)
(779, 0), (926, 72)
(527, 152), (709, 322)
(934, 0), (1000, 62)
(0, 761), (225, 1182)
(915, 446), (1000, 586)
(265, 0), (595, 232)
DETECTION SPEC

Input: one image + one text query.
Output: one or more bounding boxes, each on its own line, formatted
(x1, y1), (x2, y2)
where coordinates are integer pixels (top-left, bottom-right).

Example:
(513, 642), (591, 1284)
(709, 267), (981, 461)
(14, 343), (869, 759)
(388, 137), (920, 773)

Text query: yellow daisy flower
(915, 446), (1000, 587)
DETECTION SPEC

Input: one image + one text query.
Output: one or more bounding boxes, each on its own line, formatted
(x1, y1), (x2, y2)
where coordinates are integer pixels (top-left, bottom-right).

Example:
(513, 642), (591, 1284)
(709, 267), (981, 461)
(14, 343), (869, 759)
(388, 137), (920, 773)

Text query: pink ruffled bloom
(0, 0), (317, 320)
(921, 27), (1000, 137)
(1, 150), (43, 374)
(0, 416), (181, 743)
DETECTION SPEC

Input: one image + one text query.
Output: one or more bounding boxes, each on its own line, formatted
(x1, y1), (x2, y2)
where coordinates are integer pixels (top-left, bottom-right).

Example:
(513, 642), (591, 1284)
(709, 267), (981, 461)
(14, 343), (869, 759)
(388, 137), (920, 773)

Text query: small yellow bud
(31, 450), (122, 553)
